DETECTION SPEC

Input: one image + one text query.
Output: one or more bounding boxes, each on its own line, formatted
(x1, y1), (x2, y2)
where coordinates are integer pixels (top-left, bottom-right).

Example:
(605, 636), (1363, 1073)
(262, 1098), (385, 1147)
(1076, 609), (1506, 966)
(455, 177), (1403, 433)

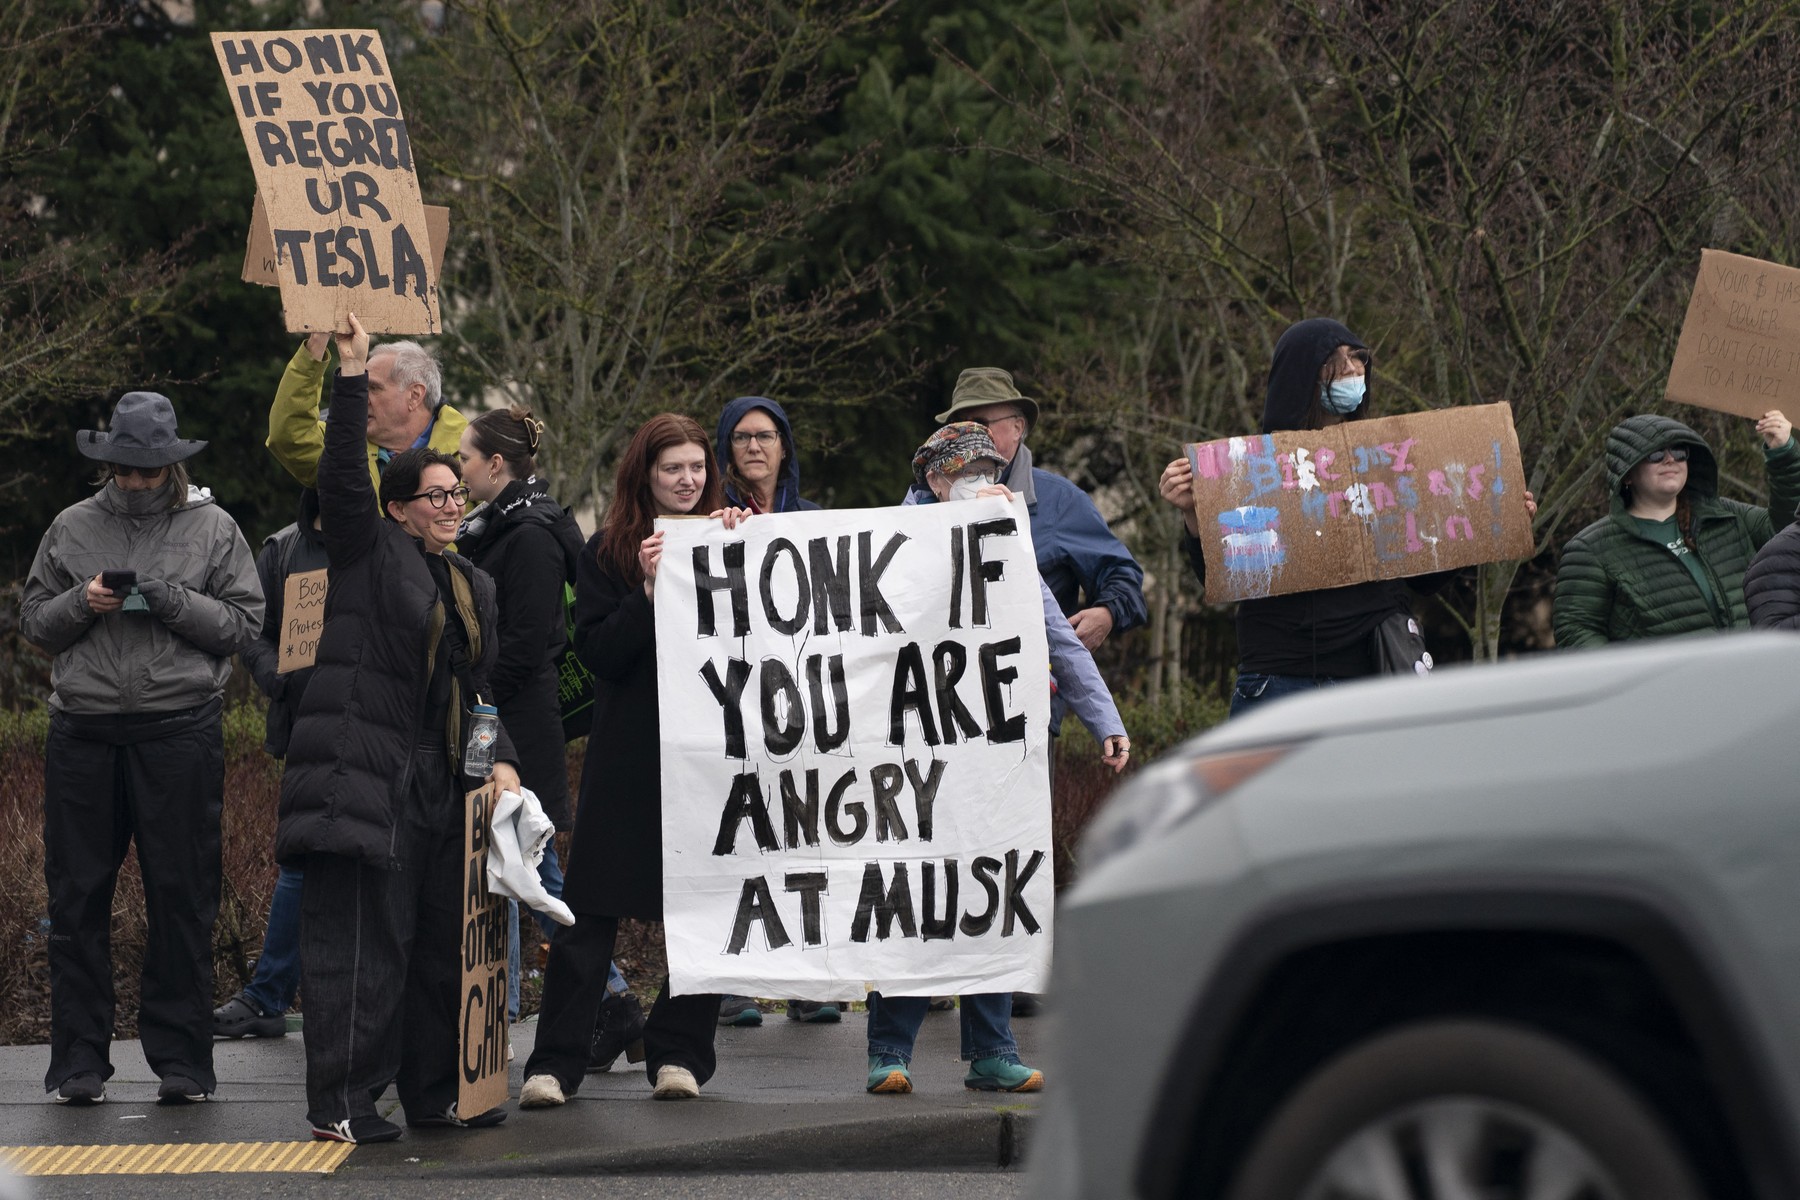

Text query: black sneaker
(407, 1103), (506, 1129)
(588, 992), (648, 1073)
(156, 1075), (208, 1105)
(213, 994), (286, 1039)
(311, 1115), (402, 1144)
(54, 1073), (105, 1105)
(785, 1000), (842, 1024)
(717, 995), (763, 1027)
(1011, 991), (1044, 1018)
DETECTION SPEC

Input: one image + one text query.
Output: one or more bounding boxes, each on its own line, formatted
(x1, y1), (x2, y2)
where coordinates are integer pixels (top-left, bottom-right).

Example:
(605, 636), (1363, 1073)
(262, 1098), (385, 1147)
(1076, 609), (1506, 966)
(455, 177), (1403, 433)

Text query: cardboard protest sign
(1186, 403), (1534, 604)
(459, 782), (509, 1117)
(654, 499), (1053, 1000)
(212, 30), (440, 334)
(1666, 249), (1800, 419)
(243, 191), (448, 289)
(275, 568), (327, 674)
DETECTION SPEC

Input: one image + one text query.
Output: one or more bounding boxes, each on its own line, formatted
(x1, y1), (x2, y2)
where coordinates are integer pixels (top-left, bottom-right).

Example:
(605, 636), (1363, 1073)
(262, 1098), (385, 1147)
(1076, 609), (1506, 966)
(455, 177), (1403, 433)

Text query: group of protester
(23, 308), (1800, 1140)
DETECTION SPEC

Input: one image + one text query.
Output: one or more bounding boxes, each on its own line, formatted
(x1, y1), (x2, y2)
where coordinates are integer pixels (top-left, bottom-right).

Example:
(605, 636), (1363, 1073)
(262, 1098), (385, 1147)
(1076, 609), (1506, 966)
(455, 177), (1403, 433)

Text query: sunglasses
(397, 484), (471, 509)
(110, 464), (166, 479)
(1645, 448), (1690, 464)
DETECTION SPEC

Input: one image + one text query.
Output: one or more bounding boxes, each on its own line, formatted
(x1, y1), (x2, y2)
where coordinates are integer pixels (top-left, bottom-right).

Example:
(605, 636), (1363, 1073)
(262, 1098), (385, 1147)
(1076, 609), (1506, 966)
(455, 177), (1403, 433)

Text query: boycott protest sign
(212, 30), (440, 335)
(243, 191), (448, 290)
(1186, 403), (1534, 604)
(1666, 249), (1800, 419)
(654, 499), (1053, 1000)
(275, 568), (327, 674)
(459, 782), (509, 1118)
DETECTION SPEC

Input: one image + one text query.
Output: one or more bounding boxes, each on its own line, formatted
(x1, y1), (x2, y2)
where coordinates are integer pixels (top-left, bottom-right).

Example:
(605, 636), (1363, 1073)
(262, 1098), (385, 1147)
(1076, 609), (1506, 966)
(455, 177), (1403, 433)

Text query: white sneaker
(652, 1065), (699, 1100)
(519, 1074), (566, 1108)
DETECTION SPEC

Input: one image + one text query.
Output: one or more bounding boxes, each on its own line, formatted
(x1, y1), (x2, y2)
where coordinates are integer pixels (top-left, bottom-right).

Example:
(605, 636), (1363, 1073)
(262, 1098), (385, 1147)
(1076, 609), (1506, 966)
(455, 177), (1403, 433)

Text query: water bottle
(464, 703), (499, 777)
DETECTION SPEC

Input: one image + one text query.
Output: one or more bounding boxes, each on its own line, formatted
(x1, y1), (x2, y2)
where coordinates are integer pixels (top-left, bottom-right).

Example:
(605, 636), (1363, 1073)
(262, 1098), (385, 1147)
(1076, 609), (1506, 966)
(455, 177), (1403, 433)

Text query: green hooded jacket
(1553, 414), (1800, 647)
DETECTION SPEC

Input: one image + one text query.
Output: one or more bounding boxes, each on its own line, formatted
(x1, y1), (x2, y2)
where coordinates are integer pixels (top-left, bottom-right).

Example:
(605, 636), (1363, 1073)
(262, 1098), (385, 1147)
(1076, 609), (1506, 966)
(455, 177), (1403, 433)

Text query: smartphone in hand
(100, 569), (137, 597)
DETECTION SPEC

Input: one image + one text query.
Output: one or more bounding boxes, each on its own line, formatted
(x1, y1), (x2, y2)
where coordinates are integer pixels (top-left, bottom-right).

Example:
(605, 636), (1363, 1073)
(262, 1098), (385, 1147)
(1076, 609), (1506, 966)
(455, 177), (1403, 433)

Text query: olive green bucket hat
(933, 367), (1040, 427)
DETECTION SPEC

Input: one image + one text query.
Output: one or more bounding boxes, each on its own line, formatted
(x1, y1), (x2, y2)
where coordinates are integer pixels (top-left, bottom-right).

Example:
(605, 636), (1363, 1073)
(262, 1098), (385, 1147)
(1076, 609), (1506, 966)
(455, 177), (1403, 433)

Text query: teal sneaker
(717, 995), (763, 1027)
(964, 1053), (1043, 1093)
(786, 1000), (841, 1024)
(866, 1054), (912, 1094)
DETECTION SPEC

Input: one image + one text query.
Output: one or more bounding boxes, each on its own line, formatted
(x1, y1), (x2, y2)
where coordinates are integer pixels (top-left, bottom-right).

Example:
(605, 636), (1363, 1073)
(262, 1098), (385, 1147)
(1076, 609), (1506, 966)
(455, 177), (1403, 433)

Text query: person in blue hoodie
(714, 396), (820, 516)
(711, 396), (838, 1027)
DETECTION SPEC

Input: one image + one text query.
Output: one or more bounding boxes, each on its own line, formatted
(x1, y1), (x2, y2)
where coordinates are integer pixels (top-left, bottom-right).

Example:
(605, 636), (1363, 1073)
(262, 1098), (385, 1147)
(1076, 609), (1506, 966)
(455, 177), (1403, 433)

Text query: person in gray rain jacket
(21, 392), (263, 1107)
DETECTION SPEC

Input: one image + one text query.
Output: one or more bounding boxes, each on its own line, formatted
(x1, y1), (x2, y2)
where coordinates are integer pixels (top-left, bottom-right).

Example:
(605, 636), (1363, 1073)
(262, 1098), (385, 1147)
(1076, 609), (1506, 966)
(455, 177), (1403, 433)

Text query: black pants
(42, 702), (224, 1093)
(299, 744), (465, 1126)
(525, 913), (719, 1093)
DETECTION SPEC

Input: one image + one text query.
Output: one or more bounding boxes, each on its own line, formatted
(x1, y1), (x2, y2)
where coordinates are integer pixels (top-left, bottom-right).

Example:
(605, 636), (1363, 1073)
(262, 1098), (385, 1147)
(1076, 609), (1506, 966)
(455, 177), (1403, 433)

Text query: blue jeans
(866, 992), (1016, 1064)
(507, 844), (627, 1021)
(242, 863), (303, 1015)
(1229, 671), (1341, 718)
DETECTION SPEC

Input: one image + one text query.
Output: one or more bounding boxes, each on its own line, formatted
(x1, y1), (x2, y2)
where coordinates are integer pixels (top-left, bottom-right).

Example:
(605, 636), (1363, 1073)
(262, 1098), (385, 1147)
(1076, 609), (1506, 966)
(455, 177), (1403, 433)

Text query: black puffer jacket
(1553, 414), (1800, 646)
(241, 488), (329, 758)
(276, 372), (515, 868)
(457, 478), (584, 829)
(1747, 519), (1800, 629)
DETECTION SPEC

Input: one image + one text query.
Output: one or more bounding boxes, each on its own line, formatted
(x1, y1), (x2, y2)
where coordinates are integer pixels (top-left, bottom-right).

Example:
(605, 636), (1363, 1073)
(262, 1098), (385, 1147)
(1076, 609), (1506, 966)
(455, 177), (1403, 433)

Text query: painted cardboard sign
(1185, 403), (1534, 604)
(653, 498), (1053, 1000)
(275, 567), (327, 675)
(211, 30), (440, 334)
(243, 192), (448, 289)
(459, 782), (509, 1117)
(1666, 249), (1800, 419)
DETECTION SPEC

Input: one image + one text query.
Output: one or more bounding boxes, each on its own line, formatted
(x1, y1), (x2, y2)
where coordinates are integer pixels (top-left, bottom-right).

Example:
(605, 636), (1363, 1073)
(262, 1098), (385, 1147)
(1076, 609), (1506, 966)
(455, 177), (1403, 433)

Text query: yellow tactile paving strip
(0, 1140), (354, 1175)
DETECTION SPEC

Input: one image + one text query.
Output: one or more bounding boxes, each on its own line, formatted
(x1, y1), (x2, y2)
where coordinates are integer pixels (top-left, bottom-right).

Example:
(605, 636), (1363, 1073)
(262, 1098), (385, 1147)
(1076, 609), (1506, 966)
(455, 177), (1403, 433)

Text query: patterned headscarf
(912, 422), (1007, 491)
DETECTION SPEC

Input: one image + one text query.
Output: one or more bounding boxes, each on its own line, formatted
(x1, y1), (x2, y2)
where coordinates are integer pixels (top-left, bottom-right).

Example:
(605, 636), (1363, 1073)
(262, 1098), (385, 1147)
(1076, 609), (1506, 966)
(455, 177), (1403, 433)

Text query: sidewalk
(0, 1009), (1042, 1178)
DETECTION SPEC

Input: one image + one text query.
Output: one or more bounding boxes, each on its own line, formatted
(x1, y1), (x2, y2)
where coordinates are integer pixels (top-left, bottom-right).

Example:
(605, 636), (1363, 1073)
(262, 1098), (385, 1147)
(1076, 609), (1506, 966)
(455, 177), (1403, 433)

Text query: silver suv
(1032, 633), (1800, 1200)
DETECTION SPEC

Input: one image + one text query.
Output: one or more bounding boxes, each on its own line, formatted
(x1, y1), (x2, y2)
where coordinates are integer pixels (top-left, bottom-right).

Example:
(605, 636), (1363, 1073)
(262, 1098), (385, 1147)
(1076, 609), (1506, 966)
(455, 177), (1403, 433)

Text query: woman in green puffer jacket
(1553, 410), (1800, 647)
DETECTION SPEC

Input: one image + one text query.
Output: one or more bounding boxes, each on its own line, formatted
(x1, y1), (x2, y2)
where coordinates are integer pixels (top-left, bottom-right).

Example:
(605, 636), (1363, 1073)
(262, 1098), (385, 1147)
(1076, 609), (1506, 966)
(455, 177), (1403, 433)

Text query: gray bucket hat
(77, 392), (207, 468)
(933, 367), (1040, 427)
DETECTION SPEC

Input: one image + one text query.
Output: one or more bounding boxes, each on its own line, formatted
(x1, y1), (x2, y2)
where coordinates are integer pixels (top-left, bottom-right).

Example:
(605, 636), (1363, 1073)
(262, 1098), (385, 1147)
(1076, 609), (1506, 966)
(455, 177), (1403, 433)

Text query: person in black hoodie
(457, 406), (645, 1067)
(213, 487), (328, 1041)
(1158, 318), (1532, 717)
(278, 314), (520, 1144)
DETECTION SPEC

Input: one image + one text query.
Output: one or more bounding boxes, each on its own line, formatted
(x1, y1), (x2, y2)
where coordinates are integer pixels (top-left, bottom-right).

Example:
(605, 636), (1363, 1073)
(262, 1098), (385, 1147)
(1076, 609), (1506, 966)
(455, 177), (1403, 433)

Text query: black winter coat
(1746, 520), (1800, 630)
(457, 478), (584, 829)
(276, 372), (515, 868)
(240, 488), (329, 758)
(562, 536), (664, 919)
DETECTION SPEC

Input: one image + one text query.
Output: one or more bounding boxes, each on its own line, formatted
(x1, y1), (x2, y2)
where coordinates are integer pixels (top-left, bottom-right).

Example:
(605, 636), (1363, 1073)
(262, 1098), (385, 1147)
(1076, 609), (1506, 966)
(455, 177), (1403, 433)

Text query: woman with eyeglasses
(1554, 410), (1799, 646)
(521, 414), (750, 1109)
(277, 314), (520, 1144)
(714, 396), (819, 516)
(709, 397), (826, 1027)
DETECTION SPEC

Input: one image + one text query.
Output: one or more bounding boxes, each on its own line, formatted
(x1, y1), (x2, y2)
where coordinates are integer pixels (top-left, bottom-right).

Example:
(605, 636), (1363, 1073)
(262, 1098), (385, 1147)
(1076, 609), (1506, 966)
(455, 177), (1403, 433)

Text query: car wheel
(1223, 1019), (1706, 1200)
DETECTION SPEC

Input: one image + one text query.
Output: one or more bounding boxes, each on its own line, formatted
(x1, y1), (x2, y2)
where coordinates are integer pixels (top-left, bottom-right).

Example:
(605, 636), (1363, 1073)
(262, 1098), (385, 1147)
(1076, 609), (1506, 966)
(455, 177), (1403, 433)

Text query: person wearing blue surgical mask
(1159, 319), (1445, 716)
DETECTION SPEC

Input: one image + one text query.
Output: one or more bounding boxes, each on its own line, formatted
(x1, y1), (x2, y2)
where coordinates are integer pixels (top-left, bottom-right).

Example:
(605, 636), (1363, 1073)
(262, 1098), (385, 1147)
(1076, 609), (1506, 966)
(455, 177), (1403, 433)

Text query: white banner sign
(655, 498), (1052, 1000)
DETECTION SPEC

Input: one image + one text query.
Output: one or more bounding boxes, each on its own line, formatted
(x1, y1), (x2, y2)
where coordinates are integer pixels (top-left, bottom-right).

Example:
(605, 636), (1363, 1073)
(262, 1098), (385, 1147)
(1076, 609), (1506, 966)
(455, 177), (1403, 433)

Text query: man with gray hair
(268, 330), (469, 494)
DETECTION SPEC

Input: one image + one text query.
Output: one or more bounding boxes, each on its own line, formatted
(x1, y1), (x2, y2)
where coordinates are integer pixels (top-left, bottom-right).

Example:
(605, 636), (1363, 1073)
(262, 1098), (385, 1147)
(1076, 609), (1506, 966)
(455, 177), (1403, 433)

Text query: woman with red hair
(521, 414), (745, 1107)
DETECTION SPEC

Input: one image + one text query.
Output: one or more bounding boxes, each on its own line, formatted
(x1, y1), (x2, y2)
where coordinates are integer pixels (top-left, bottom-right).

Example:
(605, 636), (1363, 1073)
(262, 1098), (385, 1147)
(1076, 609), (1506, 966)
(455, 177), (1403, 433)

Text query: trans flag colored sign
(1184, 404), (1535, 604)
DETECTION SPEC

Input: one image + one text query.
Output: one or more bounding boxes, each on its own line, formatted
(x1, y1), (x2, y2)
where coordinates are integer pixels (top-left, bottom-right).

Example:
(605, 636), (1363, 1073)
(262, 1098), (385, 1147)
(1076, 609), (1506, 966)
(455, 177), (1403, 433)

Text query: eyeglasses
(397, 484), (471, 509)
(1645, 448), (1690, 464)
(730, 430), (781, 447)
(968, 413), (1025, 430)
(110, 464), (166, 479)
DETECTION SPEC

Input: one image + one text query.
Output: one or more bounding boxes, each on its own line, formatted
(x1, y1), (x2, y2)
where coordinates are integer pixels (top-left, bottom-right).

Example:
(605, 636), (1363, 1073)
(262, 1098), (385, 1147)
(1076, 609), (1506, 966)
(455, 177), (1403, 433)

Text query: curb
(349, 1108), (1034, 1178)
